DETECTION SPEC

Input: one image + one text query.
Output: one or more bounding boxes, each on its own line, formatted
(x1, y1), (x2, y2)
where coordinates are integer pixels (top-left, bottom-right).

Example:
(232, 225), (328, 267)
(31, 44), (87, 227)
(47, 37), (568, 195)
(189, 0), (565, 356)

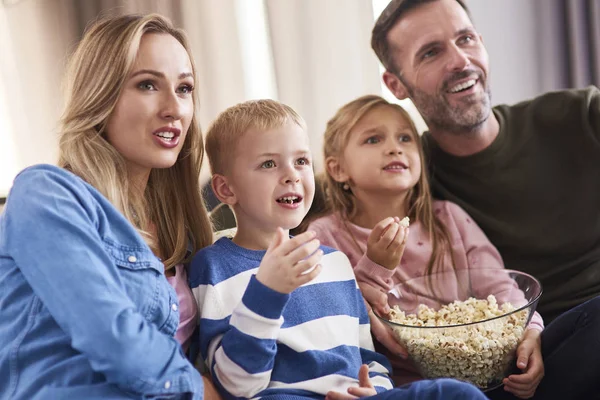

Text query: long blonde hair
(322, 95), (456, 276)
(58, 14), (212, 269)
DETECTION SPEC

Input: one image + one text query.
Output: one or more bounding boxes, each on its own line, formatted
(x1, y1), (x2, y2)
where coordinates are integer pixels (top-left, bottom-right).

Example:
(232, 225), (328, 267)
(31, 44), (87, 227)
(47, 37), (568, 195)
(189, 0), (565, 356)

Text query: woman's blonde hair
(321, 94), (456, 277)
(58, 14), (212, 269)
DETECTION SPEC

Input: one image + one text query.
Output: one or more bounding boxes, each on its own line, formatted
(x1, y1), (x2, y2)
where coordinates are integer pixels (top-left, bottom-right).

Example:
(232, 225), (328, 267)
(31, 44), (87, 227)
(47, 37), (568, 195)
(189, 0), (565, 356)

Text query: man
(364, 0), (600, 399)
(371, 0), (600, 323)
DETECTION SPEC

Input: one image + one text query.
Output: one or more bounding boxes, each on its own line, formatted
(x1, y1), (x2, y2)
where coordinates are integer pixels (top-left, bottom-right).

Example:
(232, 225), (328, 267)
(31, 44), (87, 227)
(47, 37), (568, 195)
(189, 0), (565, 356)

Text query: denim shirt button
(164, 380), (171, 389)
(127, 255), (137, 263)
(171, 303), (178, 312)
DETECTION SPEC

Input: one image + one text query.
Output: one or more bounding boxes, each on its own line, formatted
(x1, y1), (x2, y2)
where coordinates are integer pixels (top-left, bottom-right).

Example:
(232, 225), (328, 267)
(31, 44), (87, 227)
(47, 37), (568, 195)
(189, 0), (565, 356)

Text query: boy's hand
(503, 329), (544, 398)
(325, 364), (377, 399)
(255, 228), (323, 294)
(366, 217), (409, 270)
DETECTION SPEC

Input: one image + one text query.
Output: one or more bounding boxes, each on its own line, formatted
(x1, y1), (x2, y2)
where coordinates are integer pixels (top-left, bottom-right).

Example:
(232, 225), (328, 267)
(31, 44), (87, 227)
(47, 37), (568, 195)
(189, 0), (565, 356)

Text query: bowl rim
(373, 269), (543, 329)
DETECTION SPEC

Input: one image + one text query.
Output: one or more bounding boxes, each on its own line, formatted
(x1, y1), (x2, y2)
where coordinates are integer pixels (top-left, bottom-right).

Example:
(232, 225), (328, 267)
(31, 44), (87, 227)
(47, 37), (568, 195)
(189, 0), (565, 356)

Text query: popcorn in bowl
(375, 269), (542, 391)
(388, 295), (529, 388)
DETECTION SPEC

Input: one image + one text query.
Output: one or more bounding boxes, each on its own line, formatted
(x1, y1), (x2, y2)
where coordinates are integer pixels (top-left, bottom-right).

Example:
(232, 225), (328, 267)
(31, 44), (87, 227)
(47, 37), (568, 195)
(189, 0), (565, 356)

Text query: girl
(306, 95), (544, 398)
(0, 14), (219, 399)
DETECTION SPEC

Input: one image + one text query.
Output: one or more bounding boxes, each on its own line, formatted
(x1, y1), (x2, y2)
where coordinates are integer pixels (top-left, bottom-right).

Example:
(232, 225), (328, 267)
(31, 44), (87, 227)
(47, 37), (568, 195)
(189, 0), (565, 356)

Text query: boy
(189, 99), (486, 400)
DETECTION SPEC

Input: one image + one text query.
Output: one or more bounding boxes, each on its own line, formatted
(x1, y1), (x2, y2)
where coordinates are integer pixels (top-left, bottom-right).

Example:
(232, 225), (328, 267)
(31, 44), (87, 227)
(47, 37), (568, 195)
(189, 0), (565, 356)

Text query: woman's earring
(342, 182), (350, 191)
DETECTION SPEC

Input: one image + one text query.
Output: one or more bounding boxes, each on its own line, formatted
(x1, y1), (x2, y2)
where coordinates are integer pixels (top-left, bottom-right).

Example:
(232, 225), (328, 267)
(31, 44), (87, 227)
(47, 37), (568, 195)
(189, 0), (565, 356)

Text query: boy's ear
(211, 174), (237, 206)
(383, 70), (409, 100)
(325, 156), (349, 183)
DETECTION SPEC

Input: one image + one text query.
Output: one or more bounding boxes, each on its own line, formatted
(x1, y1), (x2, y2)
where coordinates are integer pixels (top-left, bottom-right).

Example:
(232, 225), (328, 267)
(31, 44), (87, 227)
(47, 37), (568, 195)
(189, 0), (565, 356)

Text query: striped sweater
(189, 237), (393, 399)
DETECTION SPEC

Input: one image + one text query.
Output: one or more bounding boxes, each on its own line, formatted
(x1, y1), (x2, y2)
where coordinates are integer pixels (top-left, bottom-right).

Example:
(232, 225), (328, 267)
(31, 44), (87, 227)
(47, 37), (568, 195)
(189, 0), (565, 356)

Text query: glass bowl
(374, 268), (542, 391)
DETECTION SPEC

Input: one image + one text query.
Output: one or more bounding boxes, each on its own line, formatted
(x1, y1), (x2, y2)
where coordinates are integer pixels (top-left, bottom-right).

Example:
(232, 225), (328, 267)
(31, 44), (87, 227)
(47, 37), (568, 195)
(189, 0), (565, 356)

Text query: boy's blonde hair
(205, 99), (305, 176)
(321, 95), (456, 277)
(58, 14), (213, 269)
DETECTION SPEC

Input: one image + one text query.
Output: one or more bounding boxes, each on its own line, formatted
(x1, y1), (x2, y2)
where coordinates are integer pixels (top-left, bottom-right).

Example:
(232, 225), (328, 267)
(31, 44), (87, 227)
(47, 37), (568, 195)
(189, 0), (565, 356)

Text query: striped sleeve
(197, 271), (290, 398)
(355, 287), (394, 392)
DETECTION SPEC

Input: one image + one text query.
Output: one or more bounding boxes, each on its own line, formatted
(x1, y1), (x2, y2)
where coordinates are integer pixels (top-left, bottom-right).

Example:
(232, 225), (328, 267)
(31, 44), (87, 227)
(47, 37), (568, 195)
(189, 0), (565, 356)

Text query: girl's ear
(211, 174), (237, 206)
(325, 156), (350, 183)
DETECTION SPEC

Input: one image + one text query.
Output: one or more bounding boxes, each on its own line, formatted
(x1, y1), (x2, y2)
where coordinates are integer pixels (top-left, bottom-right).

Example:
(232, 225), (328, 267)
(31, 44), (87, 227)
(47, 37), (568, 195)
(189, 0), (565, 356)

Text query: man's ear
(211, 174), (237, 206)
(325, 156), (349, 184)
(383, 70), (409, 100)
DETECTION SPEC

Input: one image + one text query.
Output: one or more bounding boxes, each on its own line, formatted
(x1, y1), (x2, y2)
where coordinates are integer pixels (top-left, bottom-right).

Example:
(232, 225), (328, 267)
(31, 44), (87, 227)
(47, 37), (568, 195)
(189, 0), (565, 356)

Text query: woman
(0, 14), (218, 399)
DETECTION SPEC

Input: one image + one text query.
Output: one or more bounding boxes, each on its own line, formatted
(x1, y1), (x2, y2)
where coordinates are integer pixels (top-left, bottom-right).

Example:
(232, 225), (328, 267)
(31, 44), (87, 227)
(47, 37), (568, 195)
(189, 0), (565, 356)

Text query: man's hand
(366, 217), (408, 270)
(503, 329), (544, 398)
(325, 365), (377, 399)
(358, 281), (408, 358)
(255, 228), (323, 294)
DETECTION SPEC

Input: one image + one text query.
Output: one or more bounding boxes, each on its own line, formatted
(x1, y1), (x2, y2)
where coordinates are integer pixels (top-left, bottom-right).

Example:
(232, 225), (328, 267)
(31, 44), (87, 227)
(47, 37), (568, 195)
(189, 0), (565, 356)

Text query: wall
(468, 0), (562, 106)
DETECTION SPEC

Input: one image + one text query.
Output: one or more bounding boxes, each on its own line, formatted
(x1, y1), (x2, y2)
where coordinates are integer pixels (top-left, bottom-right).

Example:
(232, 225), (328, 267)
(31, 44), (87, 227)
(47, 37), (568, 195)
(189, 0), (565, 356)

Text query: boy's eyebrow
(257, 150), (311, 158)
(130, 69), (193, 80)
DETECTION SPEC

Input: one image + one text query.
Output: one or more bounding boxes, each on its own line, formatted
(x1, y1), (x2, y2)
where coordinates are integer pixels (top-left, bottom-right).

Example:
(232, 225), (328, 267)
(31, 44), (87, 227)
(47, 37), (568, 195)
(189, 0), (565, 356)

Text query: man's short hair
(205, 99), (306, 175)
(371, 0), (471, 74)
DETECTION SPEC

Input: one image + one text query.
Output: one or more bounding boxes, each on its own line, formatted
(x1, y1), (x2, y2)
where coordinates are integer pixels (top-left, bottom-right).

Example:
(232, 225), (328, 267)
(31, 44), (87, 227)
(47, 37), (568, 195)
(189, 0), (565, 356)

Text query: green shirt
(424, 86), (600, 322)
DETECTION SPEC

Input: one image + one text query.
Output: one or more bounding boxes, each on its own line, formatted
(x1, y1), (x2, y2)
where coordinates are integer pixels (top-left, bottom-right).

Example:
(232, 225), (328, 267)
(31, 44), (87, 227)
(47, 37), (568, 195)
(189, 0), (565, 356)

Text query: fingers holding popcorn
(367, 216), (410, 270)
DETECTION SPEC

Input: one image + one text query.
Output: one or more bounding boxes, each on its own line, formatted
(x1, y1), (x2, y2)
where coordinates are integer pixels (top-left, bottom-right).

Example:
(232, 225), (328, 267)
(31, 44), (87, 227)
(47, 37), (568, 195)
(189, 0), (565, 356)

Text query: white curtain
(1, 0), (397, 190)
(265, 0), (383, 171)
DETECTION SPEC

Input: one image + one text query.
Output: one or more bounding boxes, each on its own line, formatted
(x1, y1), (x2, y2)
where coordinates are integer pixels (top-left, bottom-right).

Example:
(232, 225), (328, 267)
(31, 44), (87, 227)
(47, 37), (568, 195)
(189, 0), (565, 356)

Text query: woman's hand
(366, 217), (409, 270)
(503, 329), (544, 398)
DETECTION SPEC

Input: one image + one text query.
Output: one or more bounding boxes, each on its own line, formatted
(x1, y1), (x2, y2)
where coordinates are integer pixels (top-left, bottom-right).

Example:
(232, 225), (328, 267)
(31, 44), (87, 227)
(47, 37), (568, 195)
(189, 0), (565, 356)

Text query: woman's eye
(261, 160), (276, 169)
(138, 81), (156, 91)
(178, 84), (194, 94)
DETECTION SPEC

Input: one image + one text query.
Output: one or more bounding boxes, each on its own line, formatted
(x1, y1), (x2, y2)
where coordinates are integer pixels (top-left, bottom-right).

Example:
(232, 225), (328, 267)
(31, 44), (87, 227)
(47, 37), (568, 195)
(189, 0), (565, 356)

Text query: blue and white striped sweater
(189, 237), (393, 399)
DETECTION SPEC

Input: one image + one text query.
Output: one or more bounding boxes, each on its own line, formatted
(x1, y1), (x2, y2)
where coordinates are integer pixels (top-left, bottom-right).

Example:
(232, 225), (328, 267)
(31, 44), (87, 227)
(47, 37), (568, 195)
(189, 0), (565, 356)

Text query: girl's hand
(325, 365), (377, 399)
(256, 228), (323, 294)
(503, 329), (544, 398)
(366, 217), (409, 270)
(358, 281), (408, 358)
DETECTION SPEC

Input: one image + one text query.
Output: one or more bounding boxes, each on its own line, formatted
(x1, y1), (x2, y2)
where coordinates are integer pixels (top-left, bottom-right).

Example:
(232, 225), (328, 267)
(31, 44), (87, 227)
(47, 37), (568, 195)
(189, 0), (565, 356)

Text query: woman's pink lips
(152, 134), (180, 149)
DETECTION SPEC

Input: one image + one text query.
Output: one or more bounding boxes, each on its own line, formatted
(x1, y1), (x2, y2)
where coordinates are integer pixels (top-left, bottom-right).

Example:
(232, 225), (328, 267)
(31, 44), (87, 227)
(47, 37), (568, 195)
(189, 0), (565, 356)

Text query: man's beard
(401, 70), (492, 135)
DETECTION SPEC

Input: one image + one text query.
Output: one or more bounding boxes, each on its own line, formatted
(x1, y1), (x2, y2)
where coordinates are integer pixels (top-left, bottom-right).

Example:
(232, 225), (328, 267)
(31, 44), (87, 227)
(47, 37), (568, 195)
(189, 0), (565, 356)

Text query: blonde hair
(58, 14), (212, 269)
(205, 99), (305, 176)
(322, 95), (456, 276)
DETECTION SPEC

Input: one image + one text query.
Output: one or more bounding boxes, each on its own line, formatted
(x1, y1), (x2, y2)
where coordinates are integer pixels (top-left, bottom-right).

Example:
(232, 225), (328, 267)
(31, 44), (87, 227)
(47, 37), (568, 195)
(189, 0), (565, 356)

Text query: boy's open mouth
(276, 195), (302, 204)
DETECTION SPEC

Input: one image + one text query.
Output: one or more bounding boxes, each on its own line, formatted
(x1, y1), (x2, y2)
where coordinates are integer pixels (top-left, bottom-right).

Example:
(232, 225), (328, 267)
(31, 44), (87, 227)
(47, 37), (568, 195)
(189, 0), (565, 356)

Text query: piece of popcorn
(399, 216), (410, 228)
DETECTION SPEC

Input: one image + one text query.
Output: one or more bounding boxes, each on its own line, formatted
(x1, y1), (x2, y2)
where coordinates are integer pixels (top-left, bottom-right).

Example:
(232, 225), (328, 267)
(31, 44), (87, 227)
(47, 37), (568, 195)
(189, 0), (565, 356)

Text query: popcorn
(399, 216), (410, 228)
(388, 296), (529, 388)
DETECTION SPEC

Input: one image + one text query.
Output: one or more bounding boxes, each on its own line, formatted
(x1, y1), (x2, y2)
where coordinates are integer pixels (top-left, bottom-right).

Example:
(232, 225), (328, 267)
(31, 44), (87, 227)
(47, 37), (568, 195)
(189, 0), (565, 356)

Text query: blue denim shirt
(0, 165), (203, 400)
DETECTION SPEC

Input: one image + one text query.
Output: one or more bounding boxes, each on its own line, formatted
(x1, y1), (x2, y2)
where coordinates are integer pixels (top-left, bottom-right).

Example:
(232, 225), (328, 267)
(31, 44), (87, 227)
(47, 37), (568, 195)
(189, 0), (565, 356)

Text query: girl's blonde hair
(58, 14), (212, 269)
(321, 94), (456, 276)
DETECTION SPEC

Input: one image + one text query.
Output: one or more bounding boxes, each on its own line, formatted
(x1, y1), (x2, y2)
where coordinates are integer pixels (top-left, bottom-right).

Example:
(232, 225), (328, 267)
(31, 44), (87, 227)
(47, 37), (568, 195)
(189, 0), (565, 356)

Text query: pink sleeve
(306, 218), (338, 249)
(446, 202), (544, 332)
(307, 217), (395, 292)
(354, 253), (395, 292)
